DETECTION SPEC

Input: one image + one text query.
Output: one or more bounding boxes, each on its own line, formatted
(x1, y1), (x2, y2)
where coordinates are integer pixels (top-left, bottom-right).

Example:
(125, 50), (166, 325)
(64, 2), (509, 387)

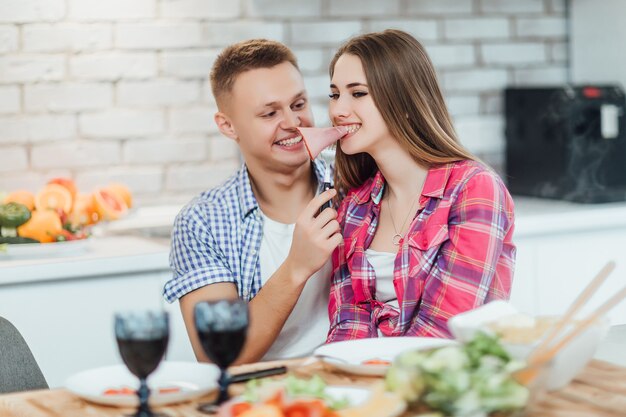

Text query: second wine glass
(115, 310), (169, 417)
(194, 300), (248, 413)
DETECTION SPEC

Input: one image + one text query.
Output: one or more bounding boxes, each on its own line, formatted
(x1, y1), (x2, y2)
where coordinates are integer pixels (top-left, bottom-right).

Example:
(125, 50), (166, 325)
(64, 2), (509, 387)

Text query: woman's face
(329, 53), (392, 155)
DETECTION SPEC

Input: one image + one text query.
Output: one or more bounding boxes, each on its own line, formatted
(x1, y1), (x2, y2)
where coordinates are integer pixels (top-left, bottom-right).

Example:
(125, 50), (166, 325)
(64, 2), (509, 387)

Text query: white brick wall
(68, 0), (156, 21)
(447, 95), (481, 117)
(245, 0), (320, 18)
(0, 25), (18, 53)
(117, 80), (199, 106)
(443, 69), (510, 92)
(0, 146), (28, 172)
(76, 166), (164, 195)
(516, 17), (566, 38)
(366, 20), (439, 41)
(25, 83), (113, 112)
(454, 115), (505, 154)
(294, 49), (326, 73)
(70, 52), (157, 80)
(0, 0), (65, 23)
(428, 44), (476, 68)
(169, 106), (218, 134)
(161, 0), (240, 19)
(444, 18), (510, 40)
(0, 115), (76, 143)
(0, 0), (568, 202)
(329, 0), (401, 17)
(209, 136), (239, 162)
(31, 141), (121, 169)
(407, 0), (473, 15)
(23, 24), (112, 52)
(0, 55), (65, 82)
(116, 22), (203, 50)
(203, 22), (285, 46)
(290, 22), (362, 46)
(0, 86), (20, 114)
(161, 50), (219, 78)
(165, 162), (238, 191)
(80, 109), (164, 138)
(123, 137), (207, 164)
(480, 0), (545, 14)
(482, 43), (547, 65)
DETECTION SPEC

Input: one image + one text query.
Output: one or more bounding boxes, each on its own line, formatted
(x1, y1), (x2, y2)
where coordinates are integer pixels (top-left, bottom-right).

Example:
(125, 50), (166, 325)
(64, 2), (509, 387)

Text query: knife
(229, 366), (288, 384)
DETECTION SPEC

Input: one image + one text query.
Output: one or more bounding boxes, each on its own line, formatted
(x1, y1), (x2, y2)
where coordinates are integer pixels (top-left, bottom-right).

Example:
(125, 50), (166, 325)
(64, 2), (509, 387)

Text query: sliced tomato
(264, 391), (285, 408)
(231, 402), (253, 416)
(157, 386), (181, 394)
(361, 359), (391, 366)
(284, 399), (326, 417)
(103, 387), (135, 395)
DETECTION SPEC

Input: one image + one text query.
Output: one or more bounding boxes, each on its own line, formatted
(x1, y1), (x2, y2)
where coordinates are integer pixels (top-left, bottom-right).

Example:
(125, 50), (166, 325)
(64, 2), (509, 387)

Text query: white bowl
(448, 301), (610, 390)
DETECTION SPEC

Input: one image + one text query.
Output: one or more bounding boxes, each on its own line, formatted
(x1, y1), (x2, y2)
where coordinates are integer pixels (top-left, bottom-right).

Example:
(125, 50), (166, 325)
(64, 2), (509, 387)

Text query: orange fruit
(35, 184), (73, 214)
(105, 182), (133, 209)
(47, 177), (78, 201)
(68, 193), (100, 227)
(4, 190), (36, 211)
(93, 188), (128, 221)
(17, 210), (63, 243)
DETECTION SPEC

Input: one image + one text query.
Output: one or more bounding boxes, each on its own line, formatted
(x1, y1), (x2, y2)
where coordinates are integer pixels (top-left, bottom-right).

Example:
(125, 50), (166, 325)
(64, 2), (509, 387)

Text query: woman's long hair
(331, 29), (475, 195)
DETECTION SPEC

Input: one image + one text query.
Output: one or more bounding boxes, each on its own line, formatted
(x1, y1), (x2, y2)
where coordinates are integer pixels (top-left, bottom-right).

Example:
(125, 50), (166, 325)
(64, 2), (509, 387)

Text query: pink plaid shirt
(327, 160), (515, 341)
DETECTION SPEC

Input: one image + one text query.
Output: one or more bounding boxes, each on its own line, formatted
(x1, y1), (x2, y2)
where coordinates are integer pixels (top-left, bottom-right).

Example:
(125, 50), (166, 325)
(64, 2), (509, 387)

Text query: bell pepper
(0, 202), (32, 237)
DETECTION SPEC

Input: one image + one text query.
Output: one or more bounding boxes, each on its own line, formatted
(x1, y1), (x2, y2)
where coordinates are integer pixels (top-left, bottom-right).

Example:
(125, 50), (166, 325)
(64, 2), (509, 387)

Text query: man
(163, 39), (342, 364)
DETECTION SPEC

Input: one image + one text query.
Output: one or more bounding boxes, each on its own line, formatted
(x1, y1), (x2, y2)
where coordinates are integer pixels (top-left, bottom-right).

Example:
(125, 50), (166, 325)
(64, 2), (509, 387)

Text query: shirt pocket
(407, 223), (449, 251)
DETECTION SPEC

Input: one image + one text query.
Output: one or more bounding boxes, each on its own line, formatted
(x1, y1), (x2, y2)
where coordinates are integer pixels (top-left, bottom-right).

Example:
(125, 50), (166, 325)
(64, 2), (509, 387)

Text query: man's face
(220, 62), (314, 173)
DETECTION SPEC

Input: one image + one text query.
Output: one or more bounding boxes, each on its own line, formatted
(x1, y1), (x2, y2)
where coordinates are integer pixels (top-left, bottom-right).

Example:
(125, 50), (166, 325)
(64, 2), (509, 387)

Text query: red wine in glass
(115, 310), (169, 417)
(194, 300), (248, 414)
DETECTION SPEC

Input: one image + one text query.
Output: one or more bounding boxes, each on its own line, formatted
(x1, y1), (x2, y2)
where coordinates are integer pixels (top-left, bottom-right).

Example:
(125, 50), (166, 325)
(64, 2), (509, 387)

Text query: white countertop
(0, 236), (169, 286)
(513, 197), (626, 238)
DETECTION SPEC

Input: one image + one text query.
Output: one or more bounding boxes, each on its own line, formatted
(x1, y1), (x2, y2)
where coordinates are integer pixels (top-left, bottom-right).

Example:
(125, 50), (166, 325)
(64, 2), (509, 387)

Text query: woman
(327, 30), (515, 341)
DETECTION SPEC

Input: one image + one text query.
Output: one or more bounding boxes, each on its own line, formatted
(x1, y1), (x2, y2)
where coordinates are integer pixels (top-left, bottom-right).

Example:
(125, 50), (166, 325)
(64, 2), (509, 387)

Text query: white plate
(314, 337), (457, 376)
(0, 239), (90, 260)
(65, 361), (219, 407)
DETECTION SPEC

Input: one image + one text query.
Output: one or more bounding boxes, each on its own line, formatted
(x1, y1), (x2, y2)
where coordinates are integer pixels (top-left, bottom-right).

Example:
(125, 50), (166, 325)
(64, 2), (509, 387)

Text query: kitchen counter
(0, 236), (170, 286)
(514, 197), (626, 237)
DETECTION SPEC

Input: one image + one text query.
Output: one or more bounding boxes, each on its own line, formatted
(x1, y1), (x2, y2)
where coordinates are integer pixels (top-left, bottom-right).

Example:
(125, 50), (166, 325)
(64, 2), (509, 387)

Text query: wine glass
(194, 300), (248, 413)
(115, 310), (169, 417)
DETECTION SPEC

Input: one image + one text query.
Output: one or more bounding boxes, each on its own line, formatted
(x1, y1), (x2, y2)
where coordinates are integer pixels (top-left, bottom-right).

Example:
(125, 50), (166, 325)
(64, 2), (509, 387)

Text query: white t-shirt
(365, 249), (399, 337)
(365, 249), (398, 305)
(259, 213), (331, 360)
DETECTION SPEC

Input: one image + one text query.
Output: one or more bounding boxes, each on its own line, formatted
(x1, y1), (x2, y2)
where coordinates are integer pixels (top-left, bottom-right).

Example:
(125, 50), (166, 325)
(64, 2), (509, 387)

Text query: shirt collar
(352, 162), (454, 205)
(237, 164), (259, 220)
(237, 159), (329, 220)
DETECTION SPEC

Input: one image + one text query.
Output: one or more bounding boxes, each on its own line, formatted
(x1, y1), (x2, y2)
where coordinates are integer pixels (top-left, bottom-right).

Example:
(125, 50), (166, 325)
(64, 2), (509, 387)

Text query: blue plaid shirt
(164, 159), (328, 303)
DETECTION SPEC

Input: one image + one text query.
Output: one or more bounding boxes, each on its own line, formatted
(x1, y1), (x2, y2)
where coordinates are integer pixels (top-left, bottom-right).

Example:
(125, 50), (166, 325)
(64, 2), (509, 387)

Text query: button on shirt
(327, 160), (516, 342)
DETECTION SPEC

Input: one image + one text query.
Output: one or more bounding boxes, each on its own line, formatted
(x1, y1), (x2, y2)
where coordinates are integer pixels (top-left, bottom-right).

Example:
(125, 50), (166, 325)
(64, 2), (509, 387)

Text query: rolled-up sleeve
(163, 209), (236, 303)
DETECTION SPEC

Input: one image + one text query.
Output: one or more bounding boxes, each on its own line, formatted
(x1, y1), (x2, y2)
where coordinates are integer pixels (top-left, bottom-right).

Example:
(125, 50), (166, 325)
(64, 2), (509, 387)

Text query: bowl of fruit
(0, 178), (132, 258)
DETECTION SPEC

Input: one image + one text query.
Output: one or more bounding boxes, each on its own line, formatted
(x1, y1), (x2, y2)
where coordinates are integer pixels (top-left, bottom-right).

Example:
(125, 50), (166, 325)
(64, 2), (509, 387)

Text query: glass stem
(216, 369), (230, 404)
(137, 378), (151, 417)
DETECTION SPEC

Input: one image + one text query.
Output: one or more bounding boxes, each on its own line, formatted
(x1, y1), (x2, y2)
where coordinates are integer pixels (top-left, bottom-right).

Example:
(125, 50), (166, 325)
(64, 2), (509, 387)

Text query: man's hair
(210, 39), (299, 107)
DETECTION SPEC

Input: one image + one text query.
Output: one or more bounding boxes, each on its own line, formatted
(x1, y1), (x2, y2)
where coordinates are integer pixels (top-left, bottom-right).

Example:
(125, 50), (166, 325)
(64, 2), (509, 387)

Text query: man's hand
(285, 188), (342, 285)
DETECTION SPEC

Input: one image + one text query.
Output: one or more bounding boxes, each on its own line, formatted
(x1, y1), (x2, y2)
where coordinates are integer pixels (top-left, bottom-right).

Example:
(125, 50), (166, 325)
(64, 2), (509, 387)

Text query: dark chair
(0, 317), (48, 393)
